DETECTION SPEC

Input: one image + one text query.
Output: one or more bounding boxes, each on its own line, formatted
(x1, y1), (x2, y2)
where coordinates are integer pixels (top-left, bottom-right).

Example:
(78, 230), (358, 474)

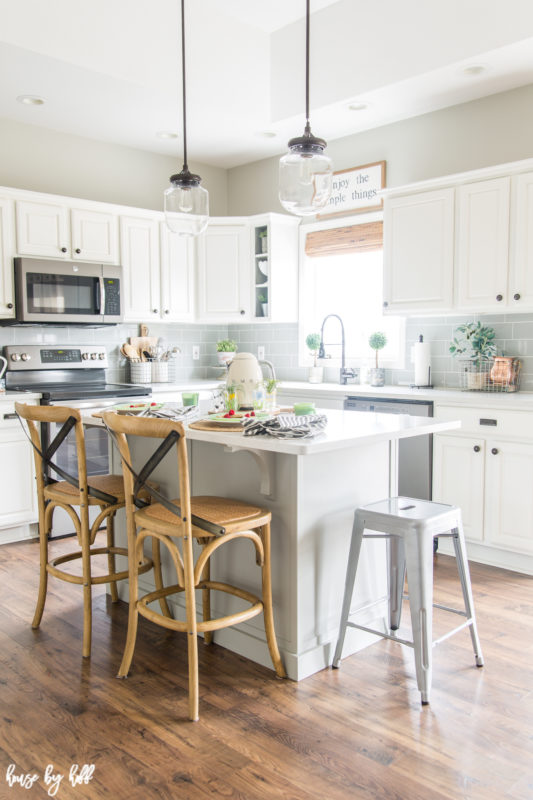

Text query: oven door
(43, 396), (132, 538)
(15, 258), (105, 324)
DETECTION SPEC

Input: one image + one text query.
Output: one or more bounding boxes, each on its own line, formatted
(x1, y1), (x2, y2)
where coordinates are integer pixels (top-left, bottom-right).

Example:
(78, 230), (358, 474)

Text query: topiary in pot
(306, 332), (323, 383)
(368, 332), (387, 386)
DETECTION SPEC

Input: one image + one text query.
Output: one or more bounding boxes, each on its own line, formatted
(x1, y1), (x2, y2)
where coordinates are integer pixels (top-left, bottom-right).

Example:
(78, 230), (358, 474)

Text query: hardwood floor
(0, 535), (532, 800)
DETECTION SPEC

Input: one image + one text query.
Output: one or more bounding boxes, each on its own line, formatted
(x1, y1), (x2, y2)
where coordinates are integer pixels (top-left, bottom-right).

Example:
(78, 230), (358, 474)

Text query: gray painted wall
(0, 117), (228, 214)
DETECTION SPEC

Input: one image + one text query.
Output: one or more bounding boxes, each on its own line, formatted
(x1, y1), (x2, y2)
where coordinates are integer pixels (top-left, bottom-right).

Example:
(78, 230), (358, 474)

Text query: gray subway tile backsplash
(3, 311), (533, 391)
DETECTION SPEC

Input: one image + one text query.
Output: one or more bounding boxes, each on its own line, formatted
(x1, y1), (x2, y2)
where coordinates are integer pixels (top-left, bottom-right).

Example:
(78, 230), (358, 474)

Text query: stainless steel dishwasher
(344, 396), (434, 500)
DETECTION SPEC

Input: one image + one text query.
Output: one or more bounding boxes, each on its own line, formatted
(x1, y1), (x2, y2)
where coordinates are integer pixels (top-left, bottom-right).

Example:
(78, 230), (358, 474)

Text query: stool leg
(32, 499), (52, 629)
(80, 508), (92, 659)
(106, 509), (119, 604)
(388, 536), (406, 631)
(452, 524), (484, 667)
(201, 555), (213, 646)
(260, 523), (286, 678)
(152, 536), (173, 619)
(404, 530), (434, 704)
(118, 535), (142, 678)
(332, 512), (365, 668)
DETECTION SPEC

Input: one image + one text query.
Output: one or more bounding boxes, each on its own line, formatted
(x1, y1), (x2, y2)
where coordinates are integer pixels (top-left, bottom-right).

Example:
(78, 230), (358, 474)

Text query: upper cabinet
(250, 213), (300, 323)
(0, 197), (15, 319)
(160, 224), (195, 322)
(456, 177), (510, 310)
(383, 188), (454, 313)
(120, 215), (161, 323)
(382, 160), (533, 316)
(16, 200), (119, 263)
(196, 219), (251, 322)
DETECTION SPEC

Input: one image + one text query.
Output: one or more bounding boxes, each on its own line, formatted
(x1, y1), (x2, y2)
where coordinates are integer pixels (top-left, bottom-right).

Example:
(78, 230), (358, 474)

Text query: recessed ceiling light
(462, 65), (486, 76)
(17, 95), (45, 106)
(348, 102), (369, 112)
(254, 131), (277, 139)
(156, 130), (179, 139)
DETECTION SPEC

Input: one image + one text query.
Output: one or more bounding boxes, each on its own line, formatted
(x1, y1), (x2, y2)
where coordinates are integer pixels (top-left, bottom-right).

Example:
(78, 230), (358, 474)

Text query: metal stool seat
(333, 497), (484, 704)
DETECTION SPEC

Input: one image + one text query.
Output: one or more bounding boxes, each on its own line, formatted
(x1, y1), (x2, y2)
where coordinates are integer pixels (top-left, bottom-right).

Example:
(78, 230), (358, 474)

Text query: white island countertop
(152, 408), (459, 456)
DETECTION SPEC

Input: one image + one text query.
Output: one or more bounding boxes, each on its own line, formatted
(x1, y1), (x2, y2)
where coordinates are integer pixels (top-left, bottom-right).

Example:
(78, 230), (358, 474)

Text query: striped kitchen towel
(243, 413), (327, 439)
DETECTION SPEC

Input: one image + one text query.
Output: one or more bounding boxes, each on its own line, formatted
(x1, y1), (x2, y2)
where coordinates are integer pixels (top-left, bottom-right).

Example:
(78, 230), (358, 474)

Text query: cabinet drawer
(434, 404), (533, 439)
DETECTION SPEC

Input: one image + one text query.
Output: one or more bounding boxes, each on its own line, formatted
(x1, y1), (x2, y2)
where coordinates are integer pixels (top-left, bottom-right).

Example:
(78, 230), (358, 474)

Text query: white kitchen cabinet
(16, 199), (119, 263)
(433, 434), (485, 543)
(250, 213), (300, 322)
(432, 403), (533, 572)
(196, 220), (251, 322)
(456, 177), (510, 310)
(383, 188), (454, 313)
(120, 215), (161, 323)
(159, 225), (195, 322)
(509, 171), (533, 308)
(0, 404), (38, 534)
(0, 197), (15, 319)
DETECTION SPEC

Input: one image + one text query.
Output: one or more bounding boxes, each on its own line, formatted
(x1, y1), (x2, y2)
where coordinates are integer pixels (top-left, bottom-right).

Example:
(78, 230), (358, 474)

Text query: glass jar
(252, 382), (266, 412)
(223, 384), (239, 412)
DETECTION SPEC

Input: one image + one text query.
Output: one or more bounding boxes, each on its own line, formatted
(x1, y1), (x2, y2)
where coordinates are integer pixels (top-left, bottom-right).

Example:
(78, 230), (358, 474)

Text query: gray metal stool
(333, 497), (484, 704)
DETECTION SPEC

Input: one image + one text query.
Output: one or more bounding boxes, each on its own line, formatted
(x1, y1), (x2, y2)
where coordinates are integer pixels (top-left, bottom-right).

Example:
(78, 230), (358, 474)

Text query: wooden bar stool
(102, 411), (286, 722)
(16, 403), (155, 657)
(333, 497), (484, 704)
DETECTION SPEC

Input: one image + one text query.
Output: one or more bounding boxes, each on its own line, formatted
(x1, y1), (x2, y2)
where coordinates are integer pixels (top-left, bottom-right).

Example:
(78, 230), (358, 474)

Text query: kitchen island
(100, 408), (459, 680)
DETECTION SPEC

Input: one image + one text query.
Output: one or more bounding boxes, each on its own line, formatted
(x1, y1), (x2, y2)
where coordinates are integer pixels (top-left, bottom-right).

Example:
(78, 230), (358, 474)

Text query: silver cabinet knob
(165, 309), (170, 314)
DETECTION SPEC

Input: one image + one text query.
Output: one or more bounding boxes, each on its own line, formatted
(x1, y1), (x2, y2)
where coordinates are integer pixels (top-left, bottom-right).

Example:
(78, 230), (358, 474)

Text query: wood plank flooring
(0, 535), (531, 799)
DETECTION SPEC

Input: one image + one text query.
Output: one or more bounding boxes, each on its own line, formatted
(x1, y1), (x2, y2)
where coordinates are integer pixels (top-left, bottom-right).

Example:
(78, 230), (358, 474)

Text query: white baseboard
(0, 522), (38, 545)
(437, 538), (533, 575)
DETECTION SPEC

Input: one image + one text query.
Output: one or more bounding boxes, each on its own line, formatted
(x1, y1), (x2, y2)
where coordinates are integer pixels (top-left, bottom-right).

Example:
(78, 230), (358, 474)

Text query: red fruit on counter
(250, 411), (255, 416)
(228, 409), (235, 416)
(151, 402), (157, 406)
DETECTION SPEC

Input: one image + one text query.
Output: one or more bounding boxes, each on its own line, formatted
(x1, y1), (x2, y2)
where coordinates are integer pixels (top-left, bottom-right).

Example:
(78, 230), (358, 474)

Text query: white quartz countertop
(86, 407), (460, 456)
(3, 391), (42, 401)
(276, 381), (533, 410)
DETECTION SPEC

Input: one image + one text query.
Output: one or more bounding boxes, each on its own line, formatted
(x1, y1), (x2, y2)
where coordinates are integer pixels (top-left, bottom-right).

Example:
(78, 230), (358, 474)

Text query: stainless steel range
(5, 344), (151, 537)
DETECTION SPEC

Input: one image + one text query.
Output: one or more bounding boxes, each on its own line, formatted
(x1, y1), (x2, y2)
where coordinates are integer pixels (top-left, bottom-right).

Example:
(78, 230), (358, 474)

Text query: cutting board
(129, 324), (158, 360)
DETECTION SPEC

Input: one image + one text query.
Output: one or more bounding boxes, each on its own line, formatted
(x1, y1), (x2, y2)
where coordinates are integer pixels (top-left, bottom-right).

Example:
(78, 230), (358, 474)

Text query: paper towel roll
(412, 337), (432, 386)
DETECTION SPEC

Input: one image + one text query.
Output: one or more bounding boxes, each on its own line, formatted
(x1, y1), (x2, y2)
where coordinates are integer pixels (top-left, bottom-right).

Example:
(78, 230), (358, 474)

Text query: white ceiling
(1, 0), (533, 169)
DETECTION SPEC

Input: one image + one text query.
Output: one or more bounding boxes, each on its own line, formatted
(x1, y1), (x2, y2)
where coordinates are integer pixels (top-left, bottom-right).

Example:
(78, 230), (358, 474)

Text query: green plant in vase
(368, 331), (387, 386)
(306, 332), (323, 383)
(216, 339), (237, 366)
(449, 321), (496, 389)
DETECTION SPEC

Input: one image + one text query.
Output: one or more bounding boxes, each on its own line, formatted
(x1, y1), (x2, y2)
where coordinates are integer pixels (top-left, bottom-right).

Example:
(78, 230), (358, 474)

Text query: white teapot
(226, 352), (264, 409)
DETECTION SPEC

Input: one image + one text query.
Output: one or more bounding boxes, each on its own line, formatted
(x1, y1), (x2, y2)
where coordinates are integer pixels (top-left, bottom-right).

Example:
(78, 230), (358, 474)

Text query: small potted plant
(216, 339), (237, 367)
(449, 322), (496, 390)
(306, 332), (323, 383)
(257, 293), (268, 317)
(368, 332), (387, 387)
(259, 228), (268, 253)
(264, 377), (280, 412)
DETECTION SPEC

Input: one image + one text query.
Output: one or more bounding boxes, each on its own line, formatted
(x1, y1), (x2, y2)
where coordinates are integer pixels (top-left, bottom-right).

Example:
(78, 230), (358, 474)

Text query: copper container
(490, 357), (519, 386)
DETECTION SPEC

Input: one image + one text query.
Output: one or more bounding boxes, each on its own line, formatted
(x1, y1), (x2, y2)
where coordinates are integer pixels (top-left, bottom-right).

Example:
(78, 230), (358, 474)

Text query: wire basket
(460, 357), (521, 392)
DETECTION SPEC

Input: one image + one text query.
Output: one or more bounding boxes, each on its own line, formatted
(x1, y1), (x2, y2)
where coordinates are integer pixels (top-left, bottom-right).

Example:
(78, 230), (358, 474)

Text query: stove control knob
(98, 353), (105, 360)
(90, 353), (97, 360)
(10, 353), (21, 362)
(82, 352), (90, 360)
(20, 353), (31, 362)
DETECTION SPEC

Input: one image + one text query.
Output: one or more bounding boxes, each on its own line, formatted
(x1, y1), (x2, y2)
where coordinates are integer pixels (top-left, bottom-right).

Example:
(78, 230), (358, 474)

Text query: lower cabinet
(0, 405), (38, 533)
(433, 404), (533, 571)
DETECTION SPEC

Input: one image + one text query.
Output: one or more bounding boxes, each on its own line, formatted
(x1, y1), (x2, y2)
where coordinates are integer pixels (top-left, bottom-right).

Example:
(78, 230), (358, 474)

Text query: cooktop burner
(11, 382), (152, 402)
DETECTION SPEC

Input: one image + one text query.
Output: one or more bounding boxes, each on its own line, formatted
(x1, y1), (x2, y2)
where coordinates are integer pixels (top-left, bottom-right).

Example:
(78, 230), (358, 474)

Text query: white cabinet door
(0, 198), (15, 319)
(197, 223), (250, 322)
(383, 188), (454, 313)
(16, 200), (70, 258)
(485, 439), (533, 555)
(456, 177), (510, 310)
(160, 225), (195, 321)
(0, 424), (37, 528)
(70, 208), (119, 263)
(120, 216), (160, 323)
(509, 171), (533, 309)
(433, 434), (485, 543)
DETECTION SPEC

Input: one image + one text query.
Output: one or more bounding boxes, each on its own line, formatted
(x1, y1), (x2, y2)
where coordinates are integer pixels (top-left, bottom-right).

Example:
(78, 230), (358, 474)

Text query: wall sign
(319, 160), (386, 218)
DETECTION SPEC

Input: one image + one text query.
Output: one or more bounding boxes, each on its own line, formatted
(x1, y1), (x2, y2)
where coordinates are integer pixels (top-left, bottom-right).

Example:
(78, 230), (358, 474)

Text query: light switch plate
(192, 345), (200, 360)
(257, 346), (265, 361)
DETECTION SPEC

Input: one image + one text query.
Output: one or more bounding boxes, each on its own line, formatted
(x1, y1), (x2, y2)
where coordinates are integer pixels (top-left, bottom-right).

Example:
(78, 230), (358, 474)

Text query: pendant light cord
(181, 0), (188, 171)
(305, 0), (310, 127)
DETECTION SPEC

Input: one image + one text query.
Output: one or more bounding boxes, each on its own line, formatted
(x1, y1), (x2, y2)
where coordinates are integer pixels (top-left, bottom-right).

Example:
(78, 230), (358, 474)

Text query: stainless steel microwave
(12, 257), (124, 324)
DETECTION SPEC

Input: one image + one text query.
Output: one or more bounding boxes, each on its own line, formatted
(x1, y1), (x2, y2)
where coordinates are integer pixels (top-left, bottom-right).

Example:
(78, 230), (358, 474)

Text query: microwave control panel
(103, 278), (121, 316)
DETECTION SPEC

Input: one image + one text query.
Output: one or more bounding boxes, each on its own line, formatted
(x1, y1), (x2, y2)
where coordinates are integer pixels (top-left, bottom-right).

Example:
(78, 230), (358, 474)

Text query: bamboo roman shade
(304, 221), (383, 257)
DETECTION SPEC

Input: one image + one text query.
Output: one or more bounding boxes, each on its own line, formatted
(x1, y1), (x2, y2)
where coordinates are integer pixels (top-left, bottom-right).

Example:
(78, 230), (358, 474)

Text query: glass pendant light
(279, 0), (333, 216)
(164, 0), (209, 236)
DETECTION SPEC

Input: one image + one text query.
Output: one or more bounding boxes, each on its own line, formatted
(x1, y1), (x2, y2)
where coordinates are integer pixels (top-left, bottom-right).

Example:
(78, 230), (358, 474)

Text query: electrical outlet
(192, 345), (200, 360)
(257, 345), (265, 361)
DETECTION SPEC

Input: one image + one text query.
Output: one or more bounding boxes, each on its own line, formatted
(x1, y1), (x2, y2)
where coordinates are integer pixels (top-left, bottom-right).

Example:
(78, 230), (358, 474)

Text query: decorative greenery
(306, 333), (322, 367)
(368, 332), (387, 368)
(257, 293), (267, 303)
(216, 339), (237, 353)
(449, 322), (496, 364)
(265, 378), (280, 394)
(258, 229), (268, 238)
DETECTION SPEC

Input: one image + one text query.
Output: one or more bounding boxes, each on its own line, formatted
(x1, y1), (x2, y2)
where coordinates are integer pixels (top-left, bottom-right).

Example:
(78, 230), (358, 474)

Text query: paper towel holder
(410, 334), (434, 389)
